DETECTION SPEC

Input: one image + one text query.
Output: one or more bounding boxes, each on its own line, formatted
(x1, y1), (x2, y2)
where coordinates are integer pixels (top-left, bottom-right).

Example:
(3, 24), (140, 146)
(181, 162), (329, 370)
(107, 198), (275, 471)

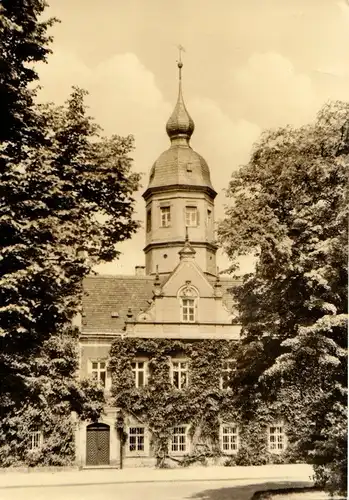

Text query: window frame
(220, 424), (239, 454)
(90, 359), (108, 389)
(169, 425), (189, 455)
(268, 424), (286, 454)
(171, 359), (189, 390)
(127, 426), (147, 455)
(146, 209), (152, 232)
(220, 359), (235, 390)
(30, 429), (43, 450)
(180, 297), (196, 323)
(178, 284), (199, 324)
(185, 206), (198, 227)
(160, 206), (171, 228)
(131, 359), (148, 388)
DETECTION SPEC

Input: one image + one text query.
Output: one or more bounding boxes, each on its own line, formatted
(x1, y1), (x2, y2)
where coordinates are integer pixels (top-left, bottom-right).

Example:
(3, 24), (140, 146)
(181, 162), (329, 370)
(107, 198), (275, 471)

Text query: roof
(144, 61), (215, 195)
(82, 274), (240, 333)
(82, 275), (155, 332)
(147, 144), (214, 191)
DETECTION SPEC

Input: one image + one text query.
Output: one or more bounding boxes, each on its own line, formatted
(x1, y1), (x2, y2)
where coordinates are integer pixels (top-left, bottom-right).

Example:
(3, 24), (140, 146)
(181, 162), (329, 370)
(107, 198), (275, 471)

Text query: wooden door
(86, 423), (110, 465)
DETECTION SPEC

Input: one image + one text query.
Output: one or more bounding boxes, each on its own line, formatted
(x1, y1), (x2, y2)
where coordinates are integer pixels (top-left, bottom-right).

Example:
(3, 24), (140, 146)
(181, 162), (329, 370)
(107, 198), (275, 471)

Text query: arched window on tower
(178, 284), (199, 323)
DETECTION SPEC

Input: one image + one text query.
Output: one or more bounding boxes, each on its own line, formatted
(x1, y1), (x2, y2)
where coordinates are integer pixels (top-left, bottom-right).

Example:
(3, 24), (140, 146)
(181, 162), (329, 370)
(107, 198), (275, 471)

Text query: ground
(0, 464), (316, 500)
(0, 479), (318, 500)
(260, 492), (342, 500)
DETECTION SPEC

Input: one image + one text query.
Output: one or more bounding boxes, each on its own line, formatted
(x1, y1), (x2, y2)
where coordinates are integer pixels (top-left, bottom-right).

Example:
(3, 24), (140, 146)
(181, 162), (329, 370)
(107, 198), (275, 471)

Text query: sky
(37, 0), (349, 275)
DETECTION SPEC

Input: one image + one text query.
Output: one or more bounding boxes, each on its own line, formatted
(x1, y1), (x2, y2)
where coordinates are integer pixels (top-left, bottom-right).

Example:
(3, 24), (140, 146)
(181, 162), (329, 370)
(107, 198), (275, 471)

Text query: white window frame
(30, 429), (43, 450)
(170, 425), (189, 455)
(160, 206), (171, 227)
(127, 426), (147, 455)
(181, 297), (196, 323)
(268, 424), (286, 454)
(185, 206), (198, 227)
(220, 424), (239, 454)
(90, 359), (108, 389)
(131, 360), (148, 388)
(220, 359), (235, 390)
(171, 360), (189, 390)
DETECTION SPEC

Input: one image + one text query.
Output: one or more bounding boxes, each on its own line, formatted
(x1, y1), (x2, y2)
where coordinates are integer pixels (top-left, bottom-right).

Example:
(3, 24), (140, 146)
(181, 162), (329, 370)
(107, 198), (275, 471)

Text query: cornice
(142, 184), (217, 201)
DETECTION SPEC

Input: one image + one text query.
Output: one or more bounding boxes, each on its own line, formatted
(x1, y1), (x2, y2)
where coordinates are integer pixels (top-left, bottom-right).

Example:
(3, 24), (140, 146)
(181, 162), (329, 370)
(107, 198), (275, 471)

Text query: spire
(166, 46), (195, 144)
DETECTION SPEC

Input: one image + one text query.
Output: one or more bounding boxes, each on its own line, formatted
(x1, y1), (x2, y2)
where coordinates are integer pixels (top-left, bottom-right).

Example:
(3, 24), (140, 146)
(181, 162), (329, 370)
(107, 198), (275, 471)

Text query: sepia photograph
(0, 1), (347, 499)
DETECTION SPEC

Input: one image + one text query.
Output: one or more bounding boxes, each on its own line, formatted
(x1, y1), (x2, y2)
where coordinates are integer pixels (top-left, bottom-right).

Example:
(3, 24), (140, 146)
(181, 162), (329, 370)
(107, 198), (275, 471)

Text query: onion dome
(144, 57), (216, 198)
(166, 62), (195, 143)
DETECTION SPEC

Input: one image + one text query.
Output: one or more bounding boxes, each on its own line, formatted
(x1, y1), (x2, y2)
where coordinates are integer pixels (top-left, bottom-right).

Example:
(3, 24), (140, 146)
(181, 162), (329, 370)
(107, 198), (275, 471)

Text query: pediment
(161, 260), (214, 298)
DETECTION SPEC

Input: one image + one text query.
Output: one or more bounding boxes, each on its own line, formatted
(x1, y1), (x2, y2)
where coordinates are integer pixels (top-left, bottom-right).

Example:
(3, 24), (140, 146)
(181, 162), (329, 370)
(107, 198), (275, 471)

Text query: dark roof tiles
(82, 274), (240, 333)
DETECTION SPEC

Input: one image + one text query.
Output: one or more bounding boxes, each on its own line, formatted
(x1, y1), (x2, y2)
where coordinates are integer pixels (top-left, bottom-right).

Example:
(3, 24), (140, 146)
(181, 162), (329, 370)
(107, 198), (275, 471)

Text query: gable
(161, 259), (214, 298)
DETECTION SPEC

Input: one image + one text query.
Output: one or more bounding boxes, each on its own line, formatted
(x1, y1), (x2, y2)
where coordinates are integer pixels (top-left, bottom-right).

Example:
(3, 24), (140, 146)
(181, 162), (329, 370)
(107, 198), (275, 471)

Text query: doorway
(86, 423), (110, 466)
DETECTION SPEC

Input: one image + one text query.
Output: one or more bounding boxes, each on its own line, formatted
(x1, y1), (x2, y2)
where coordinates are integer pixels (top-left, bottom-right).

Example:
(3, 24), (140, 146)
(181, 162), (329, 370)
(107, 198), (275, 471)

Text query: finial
(127, 307), (133, 319)
(179, 226), (196, 260)
(177, 44), (185, 71)
(166, 45), (194, 143)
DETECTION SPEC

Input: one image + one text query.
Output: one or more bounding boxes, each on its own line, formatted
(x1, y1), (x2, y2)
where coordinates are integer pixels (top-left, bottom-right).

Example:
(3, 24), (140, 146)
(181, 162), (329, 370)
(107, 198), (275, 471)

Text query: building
(75, 60), (288, 468)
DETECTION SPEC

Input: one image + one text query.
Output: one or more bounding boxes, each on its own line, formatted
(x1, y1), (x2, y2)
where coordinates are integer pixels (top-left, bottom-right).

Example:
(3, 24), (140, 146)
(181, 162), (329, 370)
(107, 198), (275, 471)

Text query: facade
(74, 61), (288, 468)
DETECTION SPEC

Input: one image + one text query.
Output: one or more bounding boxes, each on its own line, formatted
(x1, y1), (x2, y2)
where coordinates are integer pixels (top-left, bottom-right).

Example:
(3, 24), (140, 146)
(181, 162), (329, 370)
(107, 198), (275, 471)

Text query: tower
(143, 57), (217, 276)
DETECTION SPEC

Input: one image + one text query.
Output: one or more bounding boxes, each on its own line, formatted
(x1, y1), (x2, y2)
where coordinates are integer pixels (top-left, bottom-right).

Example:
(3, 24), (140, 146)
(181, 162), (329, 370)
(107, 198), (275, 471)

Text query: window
(160, 206), (171, 227)
(178, 284), (198, 323)
(221, 425), (239, 453)
(268, 425), (286, 453)
(181, 298), (195, 322)
(171, 426), (188, 453)
(91, 360), (107, 387)
(220, 360), (235, 390)
(146, 209), (152, 232)
(30, 429), (43, 450)
(207, 209), (212, 232)
(171, 361), (188, 389)
(128, 427), (145, 452)
(185, 206), (198, 227)
(131, 361), (147, 388)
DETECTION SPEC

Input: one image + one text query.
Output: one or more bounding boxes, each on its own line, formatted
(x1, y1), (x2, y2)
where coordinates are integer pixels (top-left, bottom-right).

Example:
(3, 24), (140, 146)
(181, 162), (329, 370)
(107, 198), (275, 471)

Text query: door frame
(86, 422), (110, 466)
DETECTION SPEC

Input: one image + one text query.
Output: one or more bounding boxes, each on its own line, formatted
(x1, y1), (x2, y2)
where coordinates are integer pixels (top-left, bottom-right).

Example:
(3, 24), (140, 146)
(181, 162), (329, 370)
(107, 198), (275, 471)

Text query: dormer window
(178, 284), (199, 323)
(185, 206), (198, 227)
(160, 206), (171, 227)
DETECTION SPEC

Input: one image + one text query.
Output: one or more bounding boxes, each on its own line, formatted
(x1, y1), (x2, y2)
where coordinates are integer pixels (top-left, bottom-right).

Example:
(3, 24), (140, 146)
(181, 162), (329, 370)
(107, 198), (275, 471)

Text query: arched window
(178, 284), (199, 323)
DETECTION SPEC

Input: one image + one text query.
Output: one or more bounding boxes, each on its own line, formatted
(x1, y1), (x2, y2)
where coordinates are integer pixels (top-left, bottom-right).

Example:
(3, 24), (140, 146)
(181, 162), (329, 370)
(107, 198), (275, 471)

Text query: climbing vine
(109, 338), (296, 467)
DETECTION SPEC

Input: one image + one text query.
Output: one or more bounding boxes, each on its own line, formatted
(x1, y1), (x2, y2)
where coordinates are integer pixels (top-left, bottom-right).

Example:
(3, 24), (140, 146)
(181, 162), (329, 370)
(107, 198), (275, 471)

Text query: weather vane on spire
(177, 44), (186, 67)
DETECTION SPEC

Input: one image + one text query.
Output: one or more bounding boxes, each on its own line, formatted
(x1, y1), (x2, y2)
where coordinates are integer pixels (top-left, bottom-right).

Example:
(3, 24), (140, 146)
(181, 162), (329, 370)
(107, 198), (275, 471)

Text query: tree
(0, 1), (141, 464)
(0, 0), (56, 148)
(218, 101), (348, 496)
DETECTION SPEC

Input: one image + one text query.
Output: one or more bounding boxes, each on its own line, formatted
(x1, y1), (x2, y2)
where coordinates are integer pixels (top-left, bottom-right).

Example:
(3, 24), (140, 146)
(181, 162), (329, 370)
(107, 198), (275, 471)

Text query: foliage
(218, 101), (348, 495)
(0, 0), (57, 148)
(0, 1), (141, 464)
(109, 337), (294, 467)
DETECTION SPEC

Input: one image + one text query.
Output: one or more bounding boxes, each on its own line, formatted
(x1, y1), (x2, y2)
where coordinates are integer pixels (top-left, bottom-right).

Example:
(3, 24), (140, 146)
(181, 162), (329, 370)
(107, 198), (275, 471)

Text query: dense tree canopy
(0, 1), (141, 464)
(218, 101), (348, 496)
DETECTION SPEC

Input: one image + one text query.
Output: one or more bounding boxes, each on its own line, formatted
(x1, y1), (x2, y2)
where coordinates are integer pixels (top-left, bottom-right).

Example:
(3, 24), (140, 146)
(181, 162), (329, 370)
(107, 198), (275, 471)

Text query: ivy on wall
(109, 337), (297, 467)
(0, 331), (105, 467)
